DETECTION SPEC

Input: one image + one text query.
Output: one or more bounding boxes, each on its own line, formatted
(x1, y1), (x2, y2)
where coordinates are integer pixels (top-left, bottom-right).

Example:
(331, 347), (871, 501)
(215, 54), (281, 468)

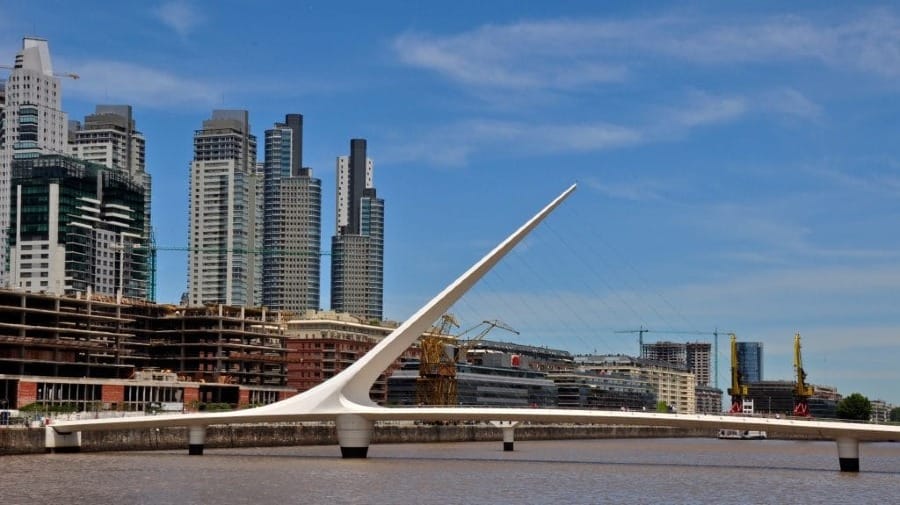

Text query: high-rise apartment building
(642, 341), (712, 387)
(261, 114), (322, 314)
(9, 154), (148, 297)
(69, 106), (146, 179)
(0, 38), (69, 287)
(187, 110), (260, 307)
(736, 341), (764, 384)
(331, 139), (384, 321)
(0, 80), (5, 134)
(685, 342), (712, 387)
(69, 105), (153, 299)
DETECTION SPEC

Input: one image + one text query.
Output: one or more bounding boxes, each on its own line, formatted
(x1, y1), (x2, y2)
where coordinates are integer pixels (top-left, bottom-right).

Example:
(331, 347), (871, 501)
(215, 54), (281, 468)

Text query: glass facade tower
(331, 139), (384, 321)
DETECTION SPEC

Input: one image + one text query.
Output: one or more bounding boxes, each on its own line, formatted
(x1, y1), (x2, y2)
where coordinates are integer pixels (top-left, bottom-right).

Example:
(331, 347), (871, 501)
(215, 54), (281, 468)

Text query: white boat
(718, 429), (767, 440)
(719, 399), (767, 440)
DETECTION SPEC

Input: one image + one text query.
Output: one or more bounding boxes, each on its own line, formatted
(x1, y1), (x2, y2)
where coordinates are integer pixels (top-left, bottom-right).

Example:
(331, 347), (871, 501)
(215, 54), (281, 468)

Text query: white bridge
(49, 184), (900, 472)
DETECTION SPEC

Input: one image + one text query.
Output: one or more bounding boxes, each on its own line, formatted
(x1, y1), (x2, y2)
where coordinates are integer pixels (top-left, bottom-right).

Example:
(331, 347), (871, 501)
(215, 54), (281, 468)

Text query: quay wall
(2, 423), (722, 455)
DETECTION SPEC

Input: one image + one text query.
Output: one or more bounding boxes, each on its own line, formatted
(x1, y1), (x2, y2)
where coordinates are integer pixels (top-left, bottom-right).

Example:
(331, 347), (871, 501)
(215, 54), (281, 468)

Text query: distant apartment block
(642, 341), (712, 387)
(283, 310), (405, 403)
(576, 354), (697, 414)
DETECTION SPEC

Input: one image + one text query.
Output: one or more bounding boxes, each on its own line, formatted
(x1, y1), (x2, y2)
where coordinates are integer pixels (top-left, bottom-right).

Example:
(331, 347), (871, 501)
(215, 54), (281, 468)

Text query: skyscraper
(69, 105), (153, 299)
(736, 341), (764, 384)
(262, 114), (322, 313)
(331, 139), (384, 321)
(187, 110), (260, 307)
(9, 154), (147, 297)
(0, 38), (69, 287)
(69, 106), (145, 177)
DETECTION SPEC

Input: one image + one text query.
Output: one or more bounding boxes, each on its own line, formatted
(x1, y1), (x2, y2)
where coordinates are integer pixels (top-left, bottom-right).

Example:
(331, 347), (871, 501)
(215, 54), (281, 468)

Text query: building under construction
(0, 289), (293, 411)
(131, 304), (290, 406)
(642, 341), (712, 387)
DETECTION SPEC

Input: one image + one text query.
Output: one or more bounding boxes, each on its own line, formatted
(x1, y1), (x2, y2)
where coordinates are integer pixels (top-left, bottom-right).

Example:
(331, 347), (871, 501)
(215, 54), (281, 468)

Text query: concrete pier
(188, 425), (206, 455)
(836, 437), (860, 472)
(44, 427), (81, 453)
(336, 414), (373, 458)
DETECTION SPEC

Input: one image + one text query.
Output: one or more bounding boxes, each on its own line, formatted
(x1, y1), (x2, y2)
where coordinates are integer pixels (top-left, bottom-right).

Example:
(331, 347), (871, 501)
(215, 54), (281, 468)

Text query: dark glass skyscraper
(736, 341), (764, 384)
(331, 139), (384, 321)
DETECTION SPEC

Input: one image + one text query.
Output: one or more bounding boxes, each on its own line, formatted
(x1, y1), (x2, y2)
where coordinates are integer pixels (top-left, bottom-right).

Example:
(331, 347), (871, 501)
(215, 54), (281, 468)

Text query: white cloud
(394, 10), (900, 91)
(64, 60), (219, 108)
(381, 89), (759, 167)
(584, 177), (667, 202)
(809, 165), (900, 198)
(760, 88), (823, 120)
(687, 197), (900, 265)
(154, 1), (203, 38)
(393, 23), (629, 91)
(664, 92), (747, 129)
(380, 119), (641, 166)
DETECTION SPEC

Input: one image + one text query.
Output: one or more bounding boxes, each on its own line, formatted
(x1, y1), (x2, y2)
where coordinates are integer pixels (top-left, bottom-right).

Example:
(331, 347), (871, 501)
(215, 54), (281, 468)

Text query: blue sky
(3, 2), (900, 404)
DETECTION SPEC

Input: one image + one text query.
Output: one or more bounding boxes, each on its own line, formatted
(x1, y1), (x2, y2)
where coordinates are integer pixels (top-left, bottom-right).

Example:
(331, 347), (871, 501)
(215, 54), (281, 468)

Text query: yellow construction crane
(792, 332), (815, 417)
(727, 333), (748, 413)
(416, 314), (461, 406)
(455, 319), (519, 364)
(416, 316), (518, 406)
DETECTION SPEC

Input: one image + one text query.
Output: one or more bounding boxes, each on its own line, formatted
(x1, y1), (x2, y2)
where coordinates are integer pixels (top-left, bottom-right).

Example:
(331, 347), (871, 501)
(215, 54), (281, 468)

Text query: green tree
(889, 407), (900, 422)
(836, 393), (872, 421)
(656, 401), (669, 413)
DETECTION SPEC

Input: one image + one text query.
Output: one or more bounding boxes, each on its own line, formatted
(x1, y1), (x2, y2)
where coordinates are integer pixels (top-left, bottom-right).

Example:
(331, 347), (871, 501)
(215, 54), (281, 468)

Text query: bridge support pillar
(45, 427), (81, 453)
(490, 421), (520, 451)
(188, 425), (206, 455)
(836, 437), (859, 472)
(337, 414), (373, 458)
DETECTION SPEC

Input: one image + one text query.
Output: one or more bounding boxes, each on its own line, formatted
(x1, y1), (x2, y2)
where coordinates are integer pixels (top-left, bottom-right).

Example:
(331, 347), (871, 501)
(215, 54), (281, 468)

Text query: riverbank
(2, 423), (725, 455)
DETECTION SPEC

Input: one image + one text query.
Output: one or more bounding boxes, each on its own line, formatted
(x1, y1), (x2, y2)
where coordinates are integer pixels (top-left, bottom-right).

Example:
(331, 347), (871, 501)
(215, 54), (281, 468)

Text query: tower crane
(615, 326), (650, 350)
(727, 333), (749, 413)
(416, 314), (460, 406)
(416, 316), (518, 406)
(615, 327), (731, 389)
(0, 65), (79, 80)
(792, 332), (815, 417)
(455, 319), (519, 363)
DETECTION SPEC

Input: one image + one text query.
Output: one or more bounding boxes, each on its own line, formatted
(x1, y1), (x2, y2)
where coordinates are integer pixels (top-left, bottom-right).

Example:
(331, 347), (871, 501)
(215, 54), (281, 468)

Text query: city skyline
(2, 2), (900, 403)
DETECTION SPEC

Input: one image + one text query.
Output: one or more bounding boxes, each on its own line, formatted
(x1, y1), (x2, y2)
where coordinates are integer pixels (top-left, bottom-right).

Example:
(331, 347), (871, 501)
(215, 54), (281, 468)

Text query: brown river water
(3, 438), (900, 504)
